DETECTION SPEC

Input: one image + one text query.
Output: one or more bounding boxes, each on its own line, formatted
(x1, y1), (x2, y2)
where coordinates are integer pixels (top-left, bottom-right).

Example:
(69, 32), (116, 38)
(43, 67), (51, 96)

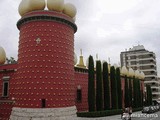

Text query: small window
(77, 89), (82, 102)
(41, 99), (46, 108)
(77, 85), (82, 102)
(3, 81), (9, 97)
(2, 76), (10, 97)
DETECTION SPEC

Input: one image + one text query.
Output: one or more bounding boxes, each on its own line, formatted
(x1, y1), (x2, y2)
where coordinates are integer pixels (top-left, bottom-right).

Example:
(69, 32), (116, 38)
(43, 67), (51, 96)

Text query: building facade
(120, 45), (160, 101)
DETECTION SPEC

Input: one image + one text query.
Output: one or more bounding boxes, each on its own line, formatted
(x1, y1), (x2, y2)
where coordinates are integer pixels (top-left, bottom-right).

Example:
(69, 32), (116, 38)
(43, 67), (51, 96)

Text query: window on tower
(77, 85), (82, 102)
(2, 76), (10, 97)
(41, 99), (46, 108)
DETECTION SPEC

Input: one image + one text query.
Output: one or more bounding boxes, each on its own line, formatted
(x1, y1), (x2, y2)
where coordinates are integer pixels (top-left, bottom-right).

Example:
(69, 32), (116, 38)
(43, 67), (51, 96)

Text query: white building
(120, 45), (160, 101)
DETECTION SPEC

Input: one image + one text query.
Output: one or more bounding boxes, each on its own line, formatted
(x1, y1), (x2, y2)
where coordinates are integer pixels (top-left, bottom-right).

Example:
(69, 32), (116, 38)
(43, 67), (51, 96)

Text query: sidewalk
(74, 111), (141, 120)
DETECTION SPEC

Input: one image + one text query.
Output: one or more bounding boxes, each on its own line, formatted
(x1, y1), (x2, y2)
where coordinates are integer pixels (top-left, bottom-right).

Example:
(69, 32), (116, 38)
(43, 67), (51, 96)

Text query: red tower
(10, 10), (77, 119)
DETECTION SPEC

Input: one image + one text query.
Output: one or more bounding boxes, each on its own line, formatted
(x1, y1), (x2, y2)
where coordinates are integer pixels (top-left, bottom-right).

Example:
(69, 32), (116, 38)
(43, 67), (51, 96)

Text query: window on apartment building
(2, 76), (10, 97)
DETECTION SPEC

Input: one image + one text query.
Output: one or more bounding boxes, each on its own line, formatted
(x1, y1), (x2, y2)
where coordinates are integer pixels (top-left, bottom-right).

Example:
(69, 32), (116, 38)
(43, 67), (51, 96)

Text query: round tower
(10, 0), (77, 119)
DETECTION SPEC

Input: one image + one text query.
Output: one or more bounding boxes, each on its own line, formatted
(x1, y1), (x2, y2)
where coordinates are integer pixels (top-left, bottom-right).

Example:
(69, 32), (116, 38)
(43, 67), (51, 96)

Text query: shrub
(77, 109), (123, 118)
(88, 55), (95, 111)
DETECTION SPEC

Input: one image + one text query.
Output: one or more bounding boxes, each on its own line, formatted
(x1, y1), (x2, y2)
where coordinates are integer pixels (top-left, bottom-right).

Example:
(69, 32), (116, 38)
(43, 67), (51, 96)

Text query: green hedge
(77, 108), (142, 118)
(77, 109), (122, 118)
(132, 107), (142, 112)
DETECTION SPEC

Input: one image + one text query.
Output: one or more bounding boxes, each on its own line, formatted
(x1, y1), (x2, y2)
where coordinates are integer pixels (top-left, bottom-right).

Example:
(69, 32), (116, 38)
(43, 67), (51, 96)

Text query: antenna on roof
(80, 49), (82, 56)
(108, 57), (110, 64)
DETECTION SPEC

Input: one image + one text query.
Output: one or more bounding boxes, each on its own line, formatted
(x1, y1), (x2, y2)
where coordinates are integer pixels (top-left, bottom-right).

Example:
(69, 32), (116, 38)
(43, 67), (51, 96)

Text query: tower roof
(76, 49), (86, 69)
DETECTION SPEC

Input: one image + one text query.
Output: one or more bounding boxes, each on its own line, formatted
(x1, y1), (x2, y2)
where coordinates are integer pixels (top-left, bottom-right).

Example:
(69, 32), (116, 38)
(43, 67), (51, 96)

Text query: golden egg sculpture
(47, 0), (64, 12)
(73, 16), (76, 22)
(29, 0), (45, 11)
(0, 46), (6, 65)
(135, 70), (139, 78)
(141, 72), (145, 79)
(128, 68), (134, 77)
(18, 0), (31, 16)
(121, 66), (128, 76)
(63, 3), (77, 18)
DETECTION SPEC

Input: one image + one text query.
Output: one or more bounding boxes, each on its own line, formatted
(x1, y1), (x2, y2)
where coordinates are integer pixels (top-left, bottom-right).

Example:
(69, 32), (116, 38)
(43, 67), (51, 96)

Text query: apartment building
(120, 45), (160, 101)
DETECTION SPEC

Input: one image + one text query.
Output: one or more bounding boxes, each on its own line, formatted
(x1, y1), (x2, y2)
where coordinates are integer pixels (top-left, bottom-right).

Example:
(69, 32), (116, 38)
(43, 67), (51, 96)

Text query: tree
(137, 79), (142, 107)
(116, 67), (122, 109)
(141, 90), (144, 107)
(110, 66), (118, 109)
(103, 62), (110, 110)
(96, 60), (103, 111)
(124, 75), (129, 108)
(128, 77), (132, 107)
(133, 78), (142, 108)
(6, 57), (17, 64)
(133, 78), (138, 108)
(88, 55), (95, 111)
(146, 85), (152, 106)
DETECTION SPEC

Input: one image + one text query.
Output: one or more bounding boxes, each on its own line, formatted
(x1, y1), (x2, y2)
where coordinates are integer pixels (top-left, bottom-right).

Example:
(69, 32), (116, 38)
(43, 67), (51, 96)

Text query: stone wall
(10, 106), (77, 120)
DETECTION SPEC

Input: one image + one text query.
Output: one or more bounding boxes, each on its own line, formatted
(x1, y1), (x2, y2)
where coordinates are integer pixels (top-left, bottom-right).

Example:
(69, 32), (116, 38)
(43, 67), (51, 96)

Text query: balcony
(141, 69), (157, 72)
(152, 92), (160, 95)
(126, 52), (155, 57)
(127, 57), (156, 62)
(151, 86), (160, 90)
(139, 63), (156, 66)
(144, 81), (159, 85)
(145, 74), (157, 78)
(128, 63), (156, 68)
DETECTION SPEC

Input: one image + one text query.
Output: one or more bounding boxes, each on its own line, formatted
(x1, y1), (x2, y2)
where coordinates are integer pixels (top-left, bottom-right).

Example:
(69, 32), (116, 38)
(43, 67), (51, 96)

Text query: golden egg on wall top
(0, 46), (6, 65)
(47, 0), (64, 12)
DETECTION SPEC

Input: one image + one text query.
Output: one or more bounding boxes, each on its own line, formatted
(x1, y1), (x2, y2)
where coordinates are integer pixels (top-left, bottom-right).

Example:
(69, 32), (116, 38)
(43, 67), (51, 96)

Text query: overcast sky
(0, 0), (160, 76)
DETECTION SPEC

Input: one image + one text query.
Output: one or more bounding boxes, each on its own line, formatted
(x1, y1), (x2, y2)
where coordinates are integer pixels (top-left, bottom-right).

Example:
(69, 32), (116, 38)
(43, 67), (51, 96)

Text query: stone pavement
(74, 111), (141, 120)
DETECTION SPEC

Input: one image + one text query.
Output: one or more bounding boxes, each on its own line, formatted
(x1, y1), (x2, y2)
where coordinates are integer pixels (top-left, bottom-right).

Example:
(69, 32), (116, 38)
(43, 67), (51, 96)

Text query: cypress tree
(110, 66), (118, 109)
(141, 90), (144, 107)
(103, 62), (110, 110)
(146, 85), (152, 106)
(137, 79), (141, 107)
(116, 67), (122, 109)
(146, 85), (149, 106)
(149, 86), (152, 105)
(129, 77), (132, 107)
(88, 55), (95, 111)
(124, 75), (129, 107)
(133, 77), (138, 108)
(133, 77), (136, 108)
(96, 60), (103, 111)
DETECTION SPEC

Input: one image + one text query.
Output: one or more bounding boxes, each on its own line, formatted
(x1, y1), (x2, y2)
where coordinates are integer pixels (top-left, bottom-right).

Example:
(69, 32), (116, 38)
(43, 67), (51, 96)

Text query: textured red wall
(13, 11), (76, 108)
(0, 64), (17, 120)
(74, 70), (88, 112)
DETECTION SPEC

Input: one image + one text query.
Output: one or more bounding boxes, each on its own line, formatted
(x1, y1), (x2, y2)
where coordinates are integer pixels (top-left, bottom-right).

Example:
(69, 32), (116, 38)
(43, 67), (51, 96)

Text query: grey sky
(0, 0), (160, 76)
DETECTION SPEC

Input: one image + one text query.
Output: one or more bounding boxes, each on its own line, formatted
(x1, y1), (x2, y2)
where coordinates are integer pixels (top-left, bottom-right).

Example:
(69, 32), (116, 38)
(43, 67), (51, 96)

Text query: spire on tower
(108, 57), (110, 64)
(80, 49), (82, 56)
(76, 49), (86, 69)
